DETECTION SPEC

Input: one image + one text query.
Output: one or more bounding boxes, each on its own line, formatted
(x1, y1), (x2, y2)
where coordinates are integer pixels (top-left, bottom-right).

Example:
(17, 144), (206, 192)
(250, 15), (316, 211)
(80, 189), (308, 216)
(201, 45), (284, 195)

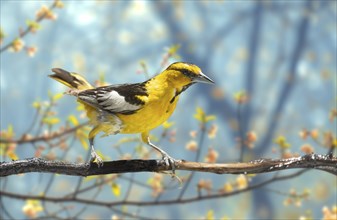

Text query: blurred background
(1, 1), (336, 219)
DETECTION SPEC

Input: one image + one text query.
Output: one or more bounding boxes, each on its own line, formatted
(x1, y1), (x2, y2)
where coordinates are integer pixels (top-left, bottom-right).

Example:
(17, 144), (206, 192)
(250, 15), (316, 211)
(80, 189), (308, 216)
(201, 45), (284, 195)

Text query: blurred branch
(177, 121), (207, 199)
(240, 2), (263, 154)
(0, 0), (61, 53)
(0, 169), (322, 208)
(1, 154), (336, 177)
(0, 0), (62, 53)
(0, 123), (87, 145)
(256, 0), (313, 156)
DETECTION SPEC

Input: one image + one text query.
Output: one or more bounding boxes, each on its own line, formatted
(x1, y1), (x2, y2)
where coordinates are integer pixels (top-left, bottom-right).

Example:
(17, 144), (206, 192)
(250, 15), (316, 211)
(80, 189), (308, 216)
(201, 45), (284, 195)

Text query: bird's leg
(89, 137), (103, 167)
(147, 137), (177, 174)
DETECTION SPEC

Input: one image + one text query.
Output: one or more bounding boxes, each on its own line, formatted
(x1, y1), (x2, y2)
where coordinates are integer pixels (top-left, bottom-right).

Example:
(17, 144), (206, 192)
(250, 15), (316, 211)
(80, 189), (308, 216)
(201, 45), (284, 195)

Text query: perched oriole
(49, 62), (214, 171)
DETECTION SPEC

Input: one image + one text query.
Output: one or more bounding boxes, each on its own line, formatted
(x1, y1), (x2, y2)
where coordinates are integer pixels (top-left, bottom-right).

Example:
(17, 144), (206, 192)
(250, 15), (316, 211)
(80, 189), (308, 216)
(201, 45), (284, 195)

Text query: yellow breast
(117, 86), (178, 134)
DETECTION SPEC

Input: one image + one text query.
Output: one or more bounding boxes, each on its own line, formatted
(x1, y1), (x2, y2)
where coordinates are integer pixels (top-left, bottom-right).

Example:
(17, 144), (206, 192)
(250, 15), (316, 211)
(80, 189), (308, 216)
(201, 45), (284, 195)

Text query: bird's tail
(49, 68), (94, 92)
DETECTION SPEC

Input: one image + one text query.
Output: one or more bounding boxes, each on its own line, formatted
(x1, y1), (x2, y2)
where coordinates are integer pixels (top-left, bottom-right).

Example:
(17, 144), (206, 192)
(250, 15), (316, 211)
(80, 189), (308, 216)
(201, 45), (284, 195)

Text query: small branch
(0, 0), (60, 53)
(0, 123), (87, 145)
(1, 154), (336, 177)
(0, 170), (314, 208)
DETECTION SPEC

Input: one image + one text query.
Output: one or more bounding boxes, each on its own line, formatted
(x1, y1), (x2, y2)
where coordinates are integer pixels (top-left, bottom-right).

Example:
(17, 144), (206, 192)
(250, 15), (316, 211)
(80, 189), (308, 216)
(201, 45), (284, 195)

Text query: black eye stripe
(181, 69), (196, 78)
(167, 67), (197, 78)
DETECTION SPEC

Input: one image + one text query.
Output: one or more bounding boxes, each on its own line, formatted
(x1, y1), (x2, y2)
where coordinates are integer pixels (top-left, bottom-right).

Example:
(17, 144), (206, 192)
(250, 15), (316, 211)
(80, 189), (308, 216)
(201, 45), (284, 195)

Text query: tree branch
(0, 0), (60, 53)
(1, 154), (336, 177)
(0, 170), (316, 208)
(0, 123), (87, 145)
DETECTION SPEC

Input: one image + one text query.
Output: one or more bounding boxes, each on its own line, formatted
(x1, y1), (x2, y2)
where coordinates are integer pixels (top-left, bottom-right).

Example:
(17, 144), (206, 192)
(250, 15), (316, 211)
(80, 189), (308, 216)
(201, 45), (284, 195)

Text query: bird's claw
(161, 153), (177, 175)
(90, 149), (104, 167)
(146, 138), (178, 175)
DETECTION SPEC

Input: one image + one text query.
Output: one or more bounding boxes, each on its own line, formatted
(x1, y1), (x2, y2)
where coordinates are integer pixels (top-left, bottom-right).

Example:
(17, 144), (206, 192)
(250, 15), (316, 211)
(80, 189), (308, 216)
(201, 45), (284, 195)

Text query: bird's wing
(78, 83), (148, 115)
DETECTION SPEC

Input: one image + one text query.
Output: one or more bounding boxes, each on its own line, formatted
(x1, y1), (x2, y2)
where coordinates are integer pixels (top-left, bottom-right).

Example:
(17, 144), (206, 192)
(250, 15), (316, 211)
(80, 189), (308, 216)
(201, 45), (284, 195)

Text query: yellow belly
(117, 95), (178, 134)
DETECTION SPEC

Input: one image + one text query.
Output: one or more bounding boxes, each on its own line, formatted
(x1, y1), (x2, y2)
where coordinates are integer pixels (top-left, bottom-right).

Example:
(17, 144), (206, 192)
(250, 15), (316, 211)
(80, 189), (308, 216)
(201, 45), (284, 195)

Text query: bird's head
(165, 62), (214, 88)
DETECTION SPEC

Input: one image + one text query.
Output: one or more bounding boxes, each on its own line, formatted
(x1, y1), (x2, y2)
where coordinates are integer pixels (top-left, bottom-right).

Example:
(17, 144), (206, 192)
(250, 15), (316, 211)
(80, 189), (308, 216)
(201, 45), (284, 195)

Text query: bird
(49, 62), (214, 172)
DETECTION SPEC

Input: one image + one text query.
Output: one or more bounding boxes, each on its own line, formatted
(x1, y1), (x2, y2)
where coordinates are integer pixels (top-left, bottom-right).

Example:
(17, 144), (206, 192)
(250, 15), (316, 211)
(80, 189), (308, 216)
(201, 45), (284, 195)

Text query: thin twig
(0, 123), (87, 145)
(0, 1), (59, 53)
(177, 123), (207, 199)
(0, 169), (311, 208)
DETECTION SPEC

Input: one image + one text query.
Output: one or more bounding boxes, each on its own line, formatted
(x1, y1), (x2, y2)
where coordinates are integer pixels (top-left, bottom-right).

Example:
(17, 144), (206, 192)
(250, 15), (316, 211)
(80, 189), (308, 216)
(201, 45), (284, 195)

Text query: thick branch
(1, 154), (336, 177)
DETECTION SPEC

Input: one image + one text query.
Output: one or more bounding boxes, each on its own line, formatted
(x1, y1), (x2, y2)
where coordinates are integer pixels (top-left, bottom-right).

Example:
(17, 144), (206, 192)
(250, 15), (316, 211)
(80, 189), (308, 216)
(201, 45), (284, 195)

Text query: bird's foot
(90, 149), (104, 167)
(146, 137), (178, 175)
(160, 151), (178, 175)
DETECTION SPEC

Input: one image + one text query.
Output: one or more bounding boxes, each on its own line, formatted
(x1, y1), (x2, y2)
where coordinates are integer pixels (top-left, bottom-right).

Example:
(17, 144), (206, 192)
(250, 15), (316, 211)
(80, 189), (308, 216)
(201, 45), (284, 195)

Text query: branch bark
(1, 154), (336, 177)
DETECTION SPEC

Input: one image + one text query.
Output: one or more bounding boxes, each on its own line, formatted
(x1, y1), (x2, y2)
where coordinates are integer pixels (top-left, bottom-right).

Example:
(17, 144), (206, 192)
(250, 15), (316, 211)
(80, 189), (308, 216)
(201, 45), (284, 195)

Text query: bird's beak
(193, 72), (215, 84)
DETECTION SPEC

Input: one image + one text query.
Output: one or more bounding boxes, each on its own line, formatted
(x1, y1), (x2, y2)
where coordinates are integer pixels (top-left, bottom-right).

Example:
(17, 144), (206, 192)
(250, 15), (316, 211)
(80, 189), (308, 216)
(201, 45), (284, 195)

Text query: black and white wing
(78, 83), (148, 115)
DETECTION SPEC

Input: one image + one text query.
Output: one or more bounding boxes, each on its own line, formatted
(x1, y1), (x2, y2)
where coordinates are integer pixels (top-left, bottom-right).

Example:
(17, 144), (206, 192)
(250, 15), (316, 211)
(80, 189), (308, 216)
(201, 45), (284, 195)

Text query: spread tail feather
(49, 68), (94, 91)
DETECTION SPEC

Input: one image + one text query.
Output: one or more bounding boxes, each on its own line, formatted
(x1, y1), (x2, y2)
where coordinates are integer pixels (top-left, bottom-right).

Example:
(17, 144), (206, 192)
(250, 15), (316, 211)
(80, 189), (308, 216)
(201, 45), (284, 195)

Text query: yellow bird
(49, 62), (214, 171)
